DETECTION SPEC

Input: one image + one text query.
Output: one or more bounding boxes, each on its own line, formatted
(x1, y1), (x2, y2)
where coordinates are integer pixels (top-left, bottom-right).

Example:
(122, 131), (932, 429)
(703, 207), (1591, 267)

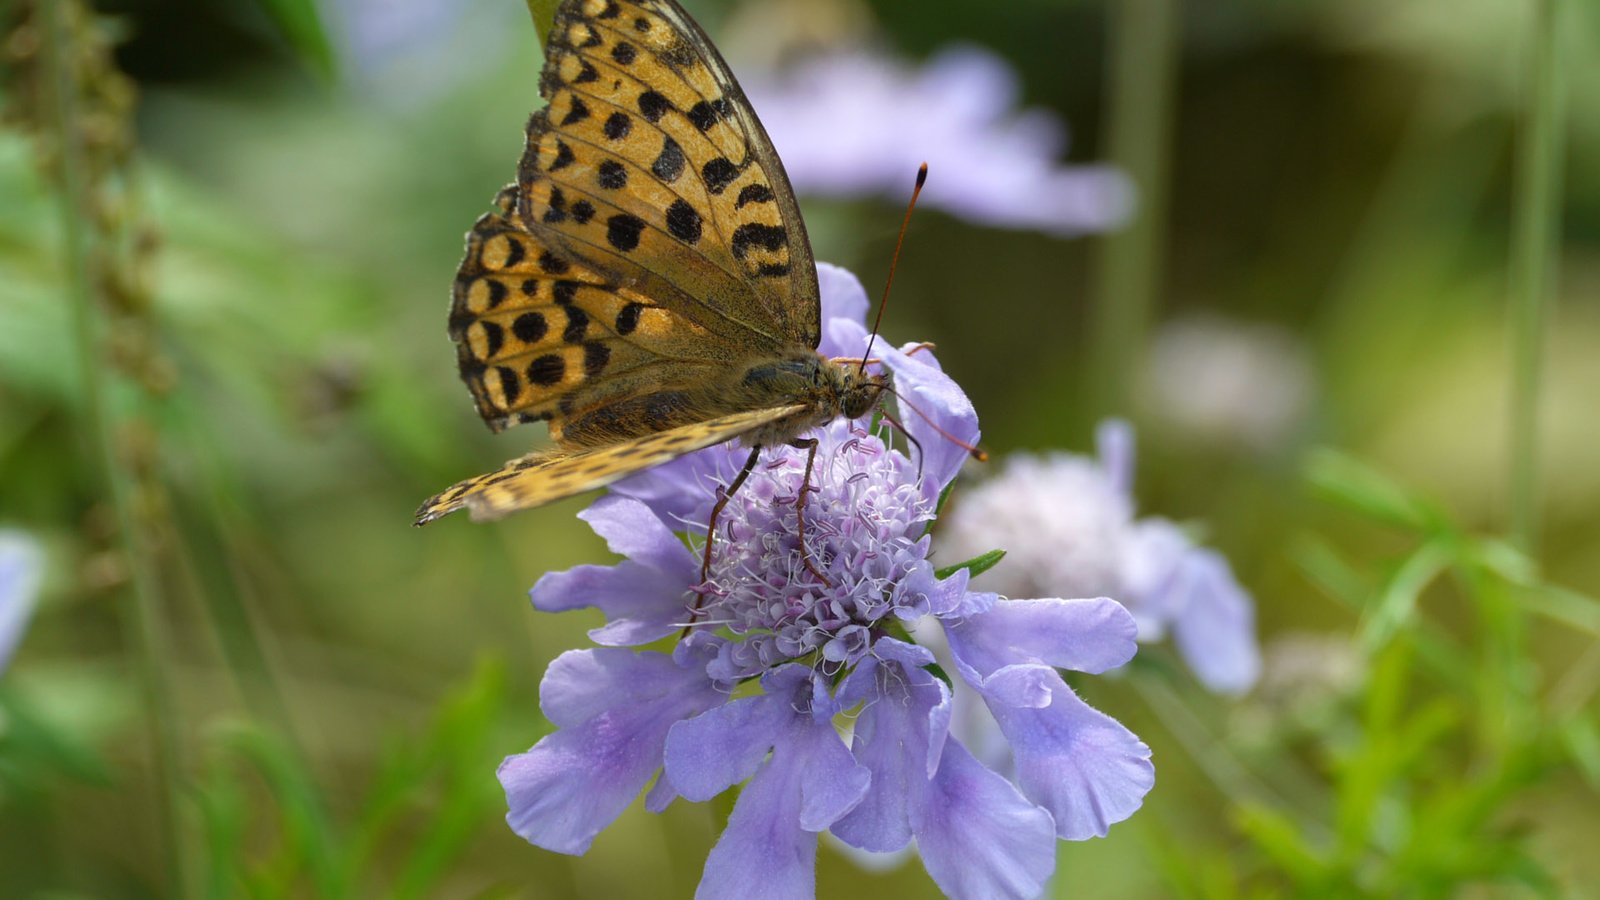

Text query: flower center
(692, 425), (936, 677)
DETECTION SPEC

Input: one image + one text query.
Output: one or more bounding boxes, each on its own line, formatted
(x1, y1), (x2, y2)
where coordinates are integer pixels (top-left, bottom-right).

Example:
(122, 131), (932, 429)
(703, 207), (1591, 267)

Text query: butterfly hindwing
(415, 404), (806, 524)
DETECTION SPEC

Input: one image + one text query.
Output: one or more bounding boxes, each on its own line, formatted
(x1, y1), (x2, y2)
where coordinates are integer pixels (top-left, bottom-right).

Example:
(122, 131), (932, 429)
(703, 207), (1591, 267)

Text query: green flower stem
(1508, 0), (1566, 553)
(43, 3), (191, 895)
(1089, 0), (1180, 416)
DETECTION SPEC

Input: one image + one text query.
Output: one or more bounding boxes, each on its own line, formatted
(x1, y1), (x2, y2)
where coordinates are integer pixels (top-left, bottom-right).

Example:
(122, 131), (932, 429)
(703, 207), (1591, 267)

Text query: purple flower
(0, 530), (43, 677)
(941, 422), (1262, 695)
(502, 264), (1152, 899)
(741, 45), (1133, 236)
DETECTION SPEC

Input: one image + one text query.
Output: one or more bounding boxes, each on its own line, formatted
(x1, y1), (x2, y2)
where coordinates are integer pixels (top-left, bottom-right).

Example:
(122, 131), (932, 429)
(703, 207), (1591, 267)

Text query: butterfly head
(837, 364), (891, 421)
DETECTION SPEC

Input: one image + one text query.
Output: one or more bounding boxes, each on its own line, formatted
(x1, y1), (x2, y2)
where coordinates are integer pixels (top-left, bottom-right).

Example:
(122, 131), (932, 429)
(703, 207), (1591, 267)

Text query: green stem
(42, 2), (191, 895)
(1508, 0), (1566, 553)
(1089, 0), (1180, 416)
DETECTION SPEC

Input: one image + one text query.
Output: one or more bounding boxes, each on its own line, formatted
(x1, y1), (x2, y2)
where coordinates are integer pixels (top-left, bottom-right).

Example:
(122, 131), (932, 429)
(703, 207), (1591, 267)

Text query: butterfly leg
(789, 437), (832, 585)
(699, 446), (764, 584)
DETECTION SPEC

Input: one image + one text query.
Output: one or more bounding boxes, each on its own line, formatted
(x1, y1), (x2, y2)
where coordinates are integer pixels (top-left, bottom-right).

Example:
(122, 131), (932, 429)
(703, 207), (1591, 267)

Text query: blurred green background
(2, 0), (1597, 896)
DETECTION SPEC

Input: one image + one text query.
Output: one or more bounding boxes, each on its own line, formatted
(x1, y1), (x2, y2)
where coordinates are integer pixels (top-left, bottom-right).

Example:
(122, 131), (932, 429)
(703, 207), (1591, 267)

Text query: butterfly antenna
(860, 163), (929, 375)
(884, 386), (988, 462)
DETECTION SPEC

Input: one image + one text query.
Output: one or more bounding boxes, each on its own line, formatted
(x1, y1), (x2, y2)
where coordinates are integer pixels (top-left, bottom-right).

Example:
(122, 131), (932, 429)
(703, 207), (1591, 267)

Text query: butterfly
(414, 0), (896, 574)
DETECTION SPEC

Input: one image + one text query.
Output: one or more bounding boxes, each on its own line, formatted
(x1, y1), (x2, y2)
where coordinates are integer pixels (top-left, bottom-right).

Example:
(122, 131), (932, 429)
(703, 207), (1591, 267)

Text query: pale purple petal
(664, 687), (793, 801)
(530, 562), (686, 645)
(1169, 548), (1262, 694)
(945, 597), (1139, 677)
(695, 742), (817, 900)
(912, 738), (1057, 900)
(831, 641), (951, 852)
(501, 649), (723, 854)
(743, 44), (1132, 236)
(693, 670), (869, 900)
(0, 531), (43, 676)
(1096, 418), (1136, 497)
(880, 340), (980, 503)
(816, 262), (870, 358)
(987, 677), (1154, 841)
(578, 495), (699, 580)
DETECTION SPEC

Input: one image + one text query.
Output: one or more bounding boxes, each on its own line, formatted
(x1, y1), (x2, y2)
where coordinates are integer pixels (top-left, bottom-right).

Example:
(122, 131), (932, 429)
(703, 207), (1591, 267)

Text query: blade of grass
(43, 2), (189, 894)
(1088, 0), (1179, 415)
(1507, 0), (1567, 553)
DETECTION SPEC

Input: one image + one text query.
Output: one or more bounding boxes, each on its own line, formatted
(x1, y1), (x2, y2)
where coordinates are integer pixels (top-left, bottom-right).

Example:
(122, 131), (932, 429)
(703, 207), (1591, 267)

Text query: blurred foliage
(1, 0), (1597, 896)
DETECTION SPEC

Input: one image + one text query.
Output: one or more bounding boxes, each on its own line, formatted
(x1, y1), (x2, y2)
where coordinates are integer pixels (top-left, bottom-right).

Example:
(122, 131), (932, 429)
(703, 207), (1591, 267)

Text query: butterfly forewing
(520, 0), (819, 348)
(416, 404), (807, 523)
(426, 0), (839, 525)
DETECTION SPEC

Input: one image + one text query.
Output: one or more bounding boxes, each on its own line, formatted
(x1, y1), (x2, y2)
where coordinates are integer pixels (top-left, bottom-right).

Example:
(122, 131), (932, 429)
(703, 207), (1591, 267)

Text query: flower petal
(1170, 548), (1261, 694)
(695, 744), (817, 900)
(693, 671), (869, 900)
(578, 494), (699, 580)
(817, 261), (870, 353)
(530, 562), (686, 646)
(946, 597), (1139, 677)
(0, 531), (43, 676)
(501, 650), (723, 854)
(831, 644), (951, 852)
(1096, 418), (1135, 497)
(987, 675), (1154, 841)
(912, 738), (1057, 900)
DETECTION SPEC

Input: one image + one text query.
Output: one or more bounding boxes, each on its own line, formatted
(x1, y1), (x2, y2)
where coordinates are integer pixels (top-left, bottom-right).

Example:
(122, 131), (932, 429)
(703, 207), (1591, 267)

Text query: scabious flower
(940, 423), (1262, 695)
(1146, 314), (1314, 453)
(741, 45), (1133, 236)
(501, 264), (1153, 899)
(0, 530), (44, 677)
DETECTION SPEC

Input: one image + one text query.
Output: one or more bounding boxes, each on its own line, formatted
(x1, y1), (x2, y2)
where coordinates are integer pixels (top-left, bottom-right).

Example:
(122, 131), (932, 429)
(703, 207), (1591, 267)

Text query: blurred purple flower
(324, 0), (518, 104)
(501, 264), (1153, 899)
(1147, 315), (1314, 453)
(0, 530), (43, 676)
(742, 45), (1133, 236)
(941, 422), (1262, 695)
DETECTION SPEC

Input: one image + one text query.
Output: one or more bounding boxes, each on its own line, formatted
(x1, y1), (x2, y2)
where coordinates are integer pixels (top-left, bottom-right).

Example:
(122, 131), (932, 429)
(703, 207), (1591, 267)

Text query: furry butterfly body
(416, 0), (886, 525)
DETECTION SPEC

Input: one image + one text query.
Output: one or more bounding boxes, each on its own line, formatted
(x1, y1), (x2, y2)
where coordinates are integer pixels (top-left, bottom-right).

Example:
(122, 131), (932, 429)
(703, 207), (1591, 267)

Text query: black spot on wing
(562, 306), (589, 343)
(549, 140), (576, 172)
(615, 302), (643, 335)
(702, 157), (739, 195)
(583, 341), (610, 377)
(597, 160), (628, 190)
(513, 312), (547, 343)
(637, 90), (670, 123)
(736, 184), (774, 208)
(652, 136), (686, 183)
(527, 354), (565, 386)
(560, 97), (590, 126)
(731, 223), (787, 259)
(606, 214), (645, 251)
(603, 112), (631, 140)
(480, 320), (504, 357)
(665, 199), (702, 244)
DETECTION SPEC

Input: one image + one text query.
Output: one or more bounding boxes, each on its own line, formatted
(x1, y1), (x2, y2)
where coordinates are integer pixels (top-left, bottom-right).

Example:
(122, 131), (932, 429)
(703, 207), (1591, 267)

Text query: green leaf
(1232, 804), (1327, 885)
(525, 0), (560, 42)
(1305, 449), (1445, 534)
(1560, 715), (1600, 789)
(1358, 539), (1452, 652)
(252, 0), (335, 77)
(935, 548), (1006, 581)
(922, 662), (954, 690)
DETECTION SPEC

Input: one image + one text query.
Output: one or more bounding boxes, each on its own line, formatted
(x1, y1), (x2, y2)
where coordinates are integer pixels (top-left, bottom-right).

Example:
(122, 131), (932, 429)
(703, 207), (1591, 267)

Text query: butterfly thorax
(733, 349), (887, 448)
